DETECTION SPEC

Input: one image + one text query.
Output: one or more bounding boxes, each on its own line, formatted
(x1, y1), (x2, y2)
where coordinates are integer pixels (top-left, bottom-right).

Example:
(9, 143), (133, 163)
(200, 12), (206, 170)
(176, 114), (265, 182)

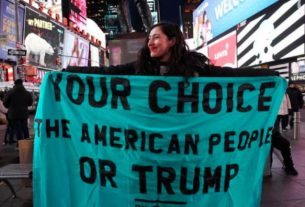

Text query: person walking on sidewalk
(275, 92), (291, 131)
(286, 81), (304, 128)
(3, 79), (33, 142)
(272, 93), (298, 176)
(271, 130), (298, 175)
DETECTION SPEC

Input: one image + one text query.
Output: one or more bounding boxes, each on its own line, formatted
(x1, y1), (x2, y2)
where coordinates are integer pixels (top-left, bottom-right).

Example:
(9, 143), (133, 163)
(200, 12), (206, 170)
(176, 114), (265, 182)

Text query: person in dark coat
(3, 79), (33, 142)
(271, 95), (298, 176)
(286, 81), (304, 128)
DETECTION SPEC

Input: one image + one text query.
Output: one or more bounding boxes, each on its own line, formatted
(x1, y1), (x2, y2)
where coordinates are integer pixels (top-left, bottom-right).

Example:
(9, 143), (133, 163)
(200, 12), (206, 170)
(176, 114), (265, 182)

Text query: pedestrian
(271, 130), (298, 175)
(65, 22), (278, 78)
(3, 79), (33, 143)
(286, 81), (304, 128)
(271, 92), (298, 175)
(275, 92), (291, 131)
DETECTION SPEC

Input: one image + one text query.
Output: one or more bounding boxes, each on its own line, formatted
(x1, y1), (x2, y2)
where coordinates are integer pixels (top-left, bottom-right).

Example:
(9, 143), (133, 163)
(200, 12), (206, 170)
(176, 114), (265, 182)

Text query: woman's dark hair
(135, 22), (190, 75)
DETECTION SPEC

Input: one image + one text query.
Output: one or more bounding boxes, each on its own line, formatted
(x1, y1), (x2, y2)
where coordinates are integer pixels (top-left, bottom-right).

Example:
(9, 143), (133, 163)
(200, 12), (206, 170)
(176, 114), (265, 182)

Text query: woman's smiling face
(148, 26), (175, 62)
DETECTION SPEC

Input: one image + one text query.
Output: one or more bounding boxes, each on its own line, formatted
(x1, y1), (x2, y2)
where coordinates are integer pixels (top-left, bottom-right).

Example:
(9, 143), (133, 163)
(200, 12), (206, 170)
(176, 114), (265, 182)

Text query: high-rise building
(87, 0), (157, 35)
(87, 0), (120, 34)
(86, 0), (108, 31)
(181, 0), (203, 38)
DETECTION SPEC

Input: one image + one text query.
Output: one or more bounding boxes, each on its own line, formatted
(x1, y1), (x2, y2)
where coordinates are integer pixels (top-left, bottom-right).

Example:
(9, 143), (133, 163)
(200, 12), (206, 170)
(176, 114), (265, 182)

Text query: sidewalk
(0, 110), (305, 207)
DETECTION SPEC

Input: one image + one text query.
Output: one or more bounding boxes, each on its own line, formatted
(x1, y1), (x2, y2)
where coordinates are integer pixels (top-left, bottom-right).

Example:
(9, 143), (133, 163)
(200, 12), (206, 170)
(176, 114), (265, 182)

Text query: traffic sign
(8, 49), (27, 56)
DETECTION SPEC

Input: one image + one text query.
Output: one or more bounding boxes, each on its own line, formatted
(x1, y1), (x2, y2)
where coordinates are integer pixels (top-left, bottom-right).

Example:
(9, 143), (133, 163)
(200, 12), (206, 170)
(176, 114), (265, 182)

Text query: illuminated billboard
(291, 60), (305, 81)
(208, 31), (237, 67)
(193, 0), (278, 41)
(62, 29), (89, 68)
(63, 0), (87, 30)
(24, 7), (64, 69)
(237, 0), (305, 67)
(21, 0), (62, 20)
(90, 44), (99, 67)
(0, 0), (24, 61)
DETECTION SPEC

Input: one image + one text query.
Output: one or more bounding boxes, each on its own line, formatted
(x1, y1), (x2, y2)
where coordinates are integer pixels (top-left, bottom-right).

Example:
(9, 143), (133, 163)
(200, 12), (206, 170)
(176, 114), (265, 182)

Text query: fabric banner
(34, 71), (287, 207)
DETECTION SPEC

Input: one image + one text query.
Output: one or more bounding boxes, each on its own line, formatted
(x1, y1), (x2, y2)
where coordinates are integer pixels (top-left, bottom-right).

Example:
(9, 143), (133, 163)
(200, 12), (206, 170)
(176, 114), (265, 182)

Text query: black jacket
(286, 87), (304, 112)
(3, 84), (33, 120)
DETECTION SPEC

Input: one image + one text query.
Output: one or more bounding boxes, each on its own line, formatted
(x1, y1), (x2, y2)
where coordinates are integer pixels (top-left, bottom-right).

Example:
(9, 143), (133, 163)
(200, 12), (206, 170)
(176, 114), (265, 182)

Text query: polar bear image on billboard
(24, 33), (54, 67)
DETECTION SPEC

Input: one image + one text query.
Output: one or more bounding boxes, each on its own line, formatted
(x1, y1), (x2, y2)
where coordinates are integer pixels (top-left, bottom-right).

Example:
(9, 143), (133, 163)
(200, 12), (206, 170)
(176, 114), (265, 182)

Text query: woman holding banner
(65, 22), (278, 78)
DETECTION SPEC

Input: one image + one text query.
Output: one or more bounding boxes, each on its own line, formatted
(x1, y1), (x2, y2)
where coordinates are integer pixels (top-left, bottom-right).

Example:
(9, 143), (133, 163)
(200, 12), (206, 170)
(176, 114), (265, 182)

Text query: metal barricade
(293, 112), (300, 140)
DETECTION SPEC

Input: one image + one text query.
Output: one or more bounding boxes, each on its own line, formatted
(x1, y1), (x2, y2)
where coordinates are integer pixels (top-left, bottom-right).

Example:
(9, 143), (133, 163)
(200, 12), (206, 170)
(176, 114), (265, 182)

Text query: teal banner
(34, 72), (287, 207)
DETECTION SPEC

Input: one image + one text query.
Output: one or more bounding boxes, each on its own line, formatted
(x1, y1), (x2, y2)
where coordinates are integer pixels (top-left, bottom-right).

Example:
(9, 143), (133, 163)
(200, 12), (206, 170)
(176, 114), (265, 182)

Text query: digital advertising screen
(62, 29), (89, 68)
(0, 0), (24, 61)
(24, 7), (64, 69)
(108, 37), (145, 65)
(21, 0), (62, 20)
(237, 0), (305, 67)
(291, 60), (305, 81)
(63, 0), (87, 30)
(90, 44), (99, 67)
(193, 0), (279, 40)
(208, 30), (237, 67)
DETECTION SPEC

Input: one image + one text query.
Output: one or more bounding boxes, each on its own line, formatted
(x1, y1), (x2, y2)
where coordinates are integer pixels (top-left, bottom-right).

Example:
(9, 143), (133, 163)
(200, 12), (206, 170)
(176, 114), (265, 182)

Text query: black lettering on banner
(67, 75), (85, 105)
(265, 127), (273, 144)
(209, 134), (221, 154)
(248, 130), (258, 148)
(149, 133), (163, 153)
(140, 132), (146, 151)
(80, 156), (96, 184)
(149, 80), (171, 113)
(237, 131), (249, 150)
(185, 134), (199, 155)
(86, 76), (108, 107)
(95, 125), (107, 145)
(157, 167), (175, 194)
(132, 165), (153, 193)
(258, 82), (275, 111)
(110, 77), (131, 110)
(46, 119), (71, 138)
(62, 119), (71, 138)
(168, 134), (180, 154)
(132, 164), (240, 195)
(203, 83), (222, 114)
(46, 119), (59, 138)
(165, 134), (200, 154)
(110, 127), (123, 148)
(124, 129), (138, 150)
(203, 166), (221, 193)
(237, 83), (254, 112)
(180, 167), (200, 194)
(99, 160), (118, 188)
(79, 157), (118, 188)
(224, 164), (239, 191)
(210, 128), (272, 154)
(224, 131), (235, 152)
(81, 123), (91, 143)
(34, 119), (42, 137)
(226, 83), (234, 112)
(259, 128), (265, 147)
(50, 73), (62, 102)
(177, 82), (199, 113)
